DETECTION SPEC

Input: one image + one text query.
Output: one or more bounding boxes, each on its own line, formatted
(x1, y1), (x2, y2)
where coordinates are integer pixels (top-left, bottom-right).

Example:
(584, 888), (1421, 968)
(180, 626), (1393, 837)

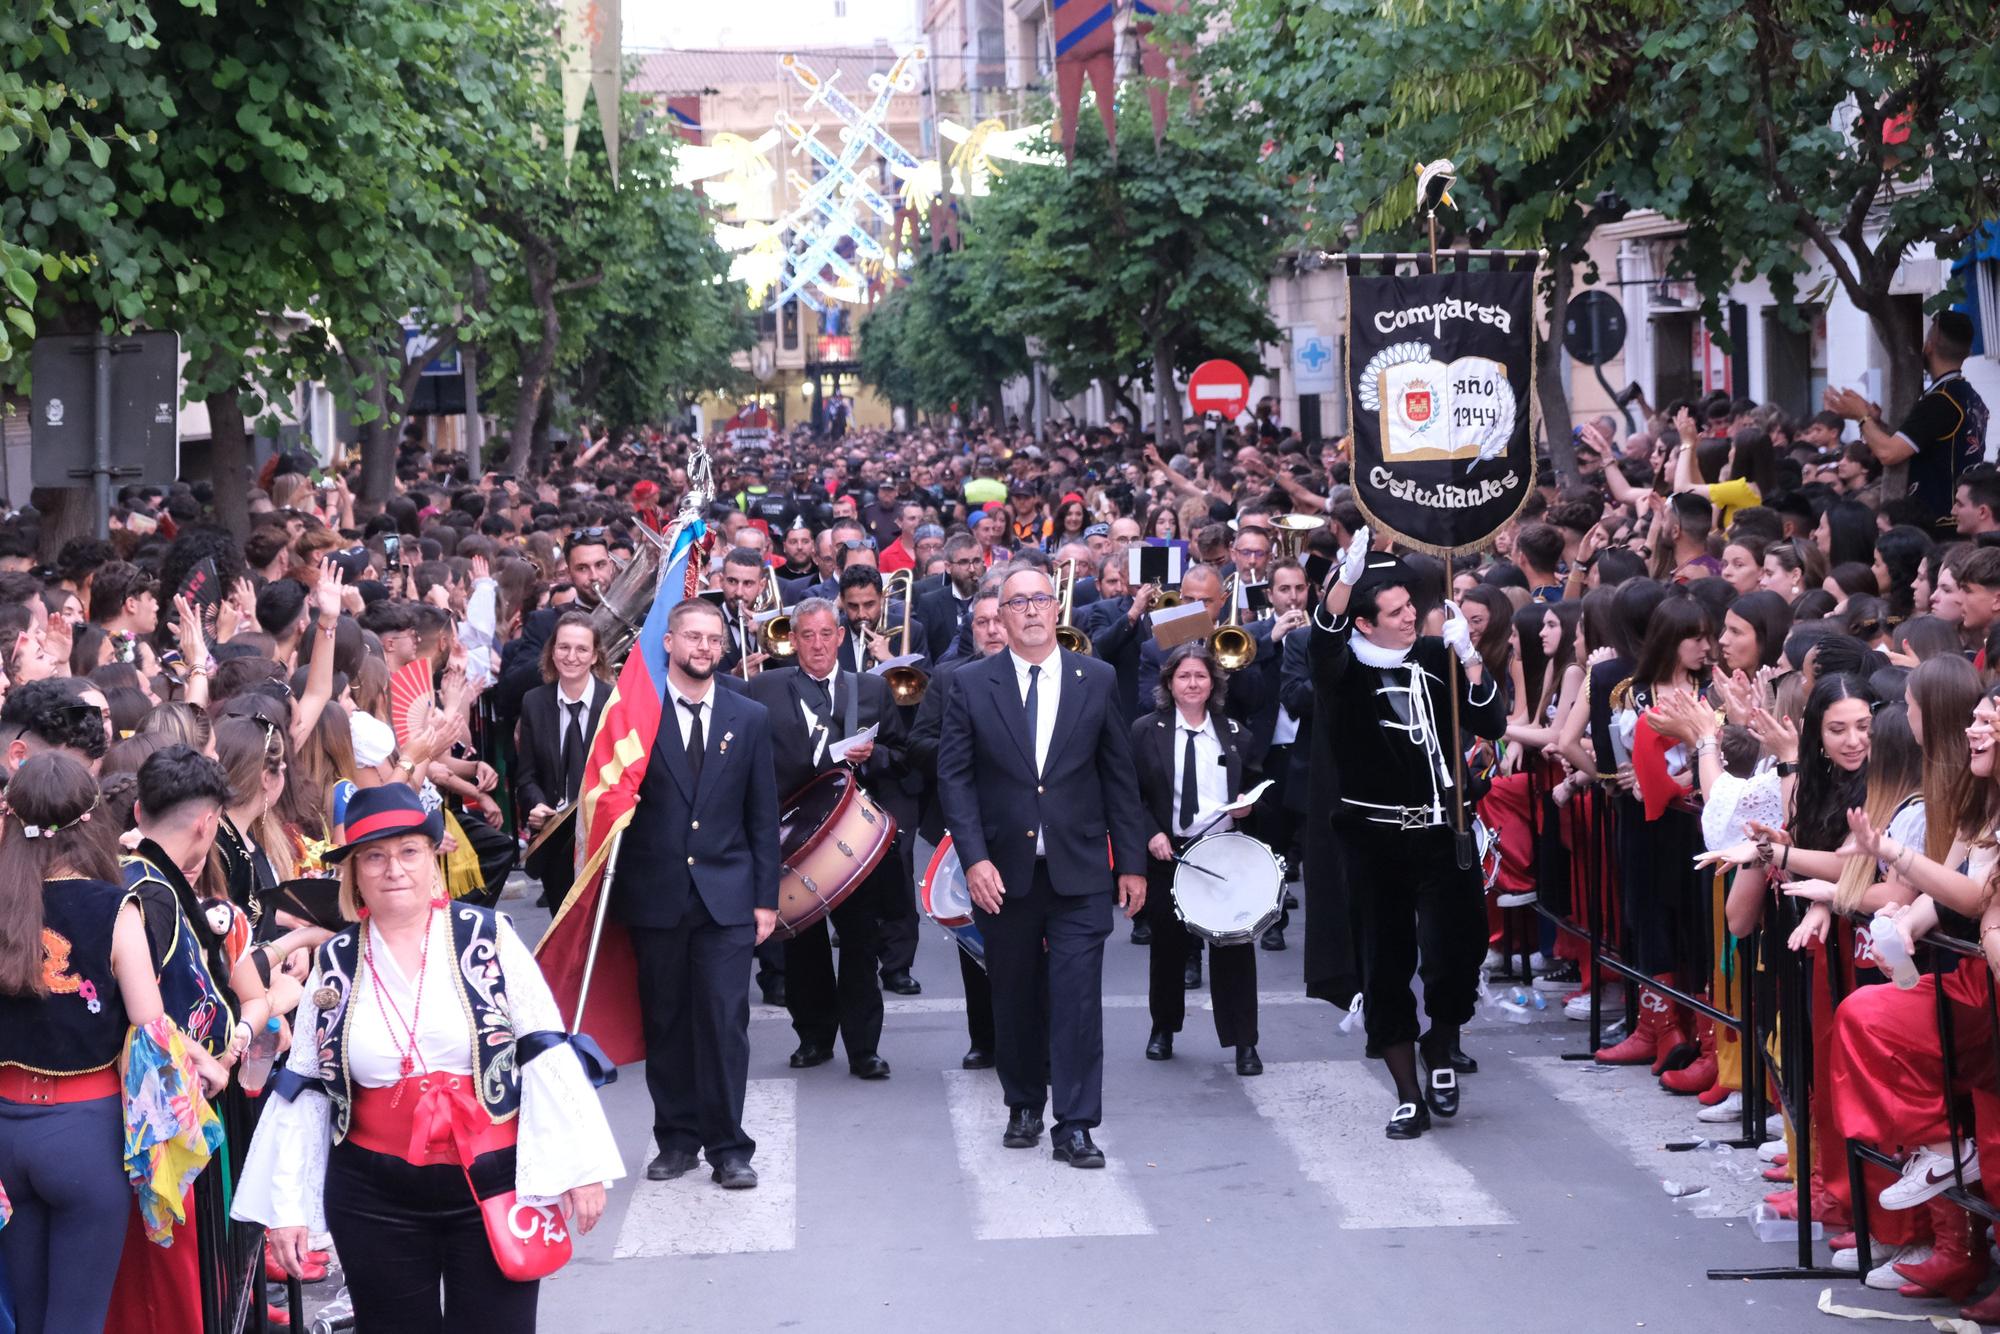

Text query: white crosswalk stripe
(940, 1069), (1156, 1241)
(1242, 1060), (1515, 1229)
(612, 1079), (797, 1258)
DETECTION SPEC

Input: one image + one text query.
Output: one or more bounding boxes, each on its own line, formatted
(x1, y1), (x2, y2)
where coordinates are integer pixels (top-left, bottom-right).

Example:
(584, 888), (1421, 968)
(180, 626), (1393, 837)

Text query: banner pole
(1446, 639), (1472, 869)
(572, 828), (626, 1035)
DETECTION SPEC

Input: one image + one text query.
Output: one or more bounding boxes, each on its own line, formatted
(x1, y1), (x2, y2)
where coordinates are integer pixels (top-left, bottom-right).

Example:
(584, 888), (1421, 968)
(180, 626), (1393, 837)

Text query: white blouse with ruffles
(231, 911), (625, 1231)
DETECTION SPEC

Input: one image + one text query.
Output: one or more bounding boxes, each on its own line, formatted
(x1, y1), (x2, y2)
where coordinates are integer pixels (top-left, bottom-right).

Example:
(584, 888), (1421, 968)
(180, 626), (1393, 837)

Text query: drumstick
(1171, 855), (1225, 880)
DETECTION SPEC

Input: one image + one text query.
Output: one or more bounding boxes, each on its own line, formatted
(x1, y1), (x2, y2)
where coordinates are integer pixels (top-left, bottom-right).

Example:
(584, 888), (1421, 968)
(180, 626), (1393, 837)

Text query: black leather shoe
(1183, 957), (1202, 990)
(849, 1054), (892, 1080)
(647, 1148), (700, 1181)
(1051, 1129), (1106, 1169)
(760, 978), (787, 1007)
(1002, 1108), (1044, 1148)
(1145, 1028), (1174, 1061)
(789, 1042), (834, 1069)
(711, 1160), (758, 1190)
(1448, 1042), (1479, 1075)
(1259, 924), (1286, 951)
(961, 1047), (994, 1069)
(1421, 1057), (1460, 1118)
(1130, 920), (1153, 945)
(881, 970), (922, 996)
(1236, 1045), (1263, 1076)
(1386, 1101), (1431, 1140)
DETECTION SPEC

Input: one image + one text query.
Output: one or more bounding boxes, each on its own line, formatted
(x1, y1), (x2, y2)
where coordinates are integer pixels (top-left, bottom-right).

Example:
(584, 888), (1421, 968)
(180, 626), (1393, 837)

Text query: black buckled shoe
(1423, 1061), (1460, 1118)
(1145, 1027), (1174, 1061)
(849, 1054), (891, 1080)
(1235, 1045), (1263, 1076)
(1386, 1101), (1431, 1140)
(1448, 1042), (1478, 1075)
(1002, 1107), (1044, 1148)
(961, 1047), (994, 1070)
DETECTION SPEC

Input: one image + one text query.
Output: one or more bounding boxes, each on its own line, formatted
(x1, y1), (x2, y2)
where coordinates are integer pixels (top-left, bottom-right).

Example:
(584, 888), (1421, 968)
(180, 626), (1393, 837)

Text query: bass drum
(917, 835), (985, 968)
(774, 770), (896, 939)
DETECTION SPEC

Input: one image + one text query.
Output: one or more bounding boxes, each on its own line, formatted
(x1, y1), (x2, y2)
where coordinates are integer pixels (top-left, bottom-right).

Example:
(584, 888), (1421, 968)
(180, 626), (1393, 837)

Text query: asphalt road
(296, 880), (1929, 1333)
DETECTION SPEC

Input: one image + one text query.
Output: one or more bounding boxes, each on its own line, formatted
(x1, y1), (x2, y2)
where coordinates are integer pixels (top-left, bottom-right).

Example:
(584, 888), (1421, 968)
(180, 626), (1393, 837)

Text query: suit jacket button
(686, 856), (696, 865)
(1026, 830), (1035, 838)
(691, 819), (700, 830)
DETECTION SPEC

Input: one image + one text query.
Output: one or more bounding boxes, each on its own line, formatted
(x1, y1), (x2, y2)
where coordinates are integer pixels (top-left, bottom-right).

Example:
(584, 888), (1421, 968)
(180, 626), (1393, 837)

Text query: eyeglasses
(840, 538), (877, 551)
(1002, 594), (1056, 612)
(356, 843), (434, 874)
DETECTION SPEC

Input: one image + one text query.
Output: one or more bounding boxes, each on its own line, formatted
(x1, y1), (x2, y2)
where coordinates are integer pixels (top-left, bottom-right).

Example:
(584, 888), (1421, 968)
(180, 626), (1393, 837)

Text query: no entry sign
(1186, 359), (1251, 420)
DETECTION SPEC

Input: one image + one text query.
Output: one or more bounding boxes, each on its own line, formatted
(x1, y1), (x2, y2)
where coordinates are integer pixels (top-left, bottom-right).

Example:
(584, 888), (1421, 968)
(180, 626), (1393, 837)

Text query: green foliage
(857, 243), (1028, 418)
(919, 88), (1286, 437)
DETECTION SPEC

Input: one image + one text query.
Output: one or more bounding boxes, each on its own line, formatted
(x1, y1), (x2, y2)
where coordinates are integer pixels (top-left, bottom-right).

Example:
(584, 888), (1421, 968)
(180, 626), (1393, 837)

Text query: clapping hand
(1337, 524), (1372, 586)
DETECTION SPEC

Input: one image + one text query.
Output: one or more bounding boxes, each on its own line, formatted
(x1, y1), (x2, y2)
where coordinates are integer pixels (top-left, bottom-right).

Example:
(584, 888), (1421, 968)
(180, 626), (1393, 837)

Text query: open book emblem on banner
(1358, 341), (1516, 466)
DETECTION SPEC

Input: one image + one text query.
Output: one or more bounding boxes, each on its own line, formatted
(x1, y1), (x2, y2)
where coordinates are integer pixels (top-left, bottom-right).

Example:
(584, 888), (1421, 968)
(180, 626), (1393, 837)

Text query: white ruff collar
(1349, 631), (1412, 669)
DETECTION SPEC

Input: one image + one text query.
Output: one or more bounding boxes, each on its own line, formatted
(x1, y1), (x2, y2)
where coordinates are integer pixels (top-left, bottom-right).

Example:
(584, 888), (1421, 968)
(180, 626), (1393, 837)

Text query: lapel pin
(720, 729), (734, 754)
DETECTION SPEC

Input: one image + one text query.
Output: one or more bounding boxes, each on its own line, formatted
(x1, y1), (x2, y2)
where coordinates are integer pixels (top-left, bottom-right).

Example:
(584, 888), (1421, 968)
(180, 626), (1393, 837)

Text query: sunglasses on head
(565, 526), (610, 552)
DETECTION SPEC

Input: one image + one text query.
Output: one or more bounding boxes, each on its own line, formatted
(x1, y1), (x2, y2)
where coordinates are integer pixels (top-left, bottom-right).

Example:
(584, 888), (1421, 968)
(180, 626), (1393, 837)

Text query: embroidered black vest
(0, 879), (134, 1075)
(122, 851), (234, 1058)
(310, 903), (520, 1142)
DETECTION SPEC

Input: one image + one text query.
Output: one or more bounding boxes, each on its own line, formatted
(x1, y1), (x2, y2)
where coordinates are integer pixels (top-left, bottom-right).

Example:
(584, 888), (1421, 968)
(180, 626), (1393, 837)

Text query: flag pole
(571, 828), (626, 1036)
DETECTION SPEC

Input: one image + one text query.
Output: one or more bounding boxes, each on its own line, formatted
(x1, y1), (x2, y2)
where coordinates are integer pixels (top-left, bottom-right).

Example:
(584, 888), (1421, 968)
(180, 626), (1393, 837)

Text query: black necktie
(811, 673), (834, 717)
(561, 699), (585, 800)
(680, 697), (704, 785)
(1024, 664), (1042, 774)
(1179, 727), (1200, 830)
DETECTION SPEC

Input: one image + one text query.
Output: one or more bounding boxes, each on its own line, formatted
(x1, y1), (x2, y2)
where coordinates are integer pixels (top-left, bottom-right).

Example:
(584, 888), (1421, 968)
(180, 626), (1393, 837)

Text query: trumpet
(878, 569), (928, 706)
(1054, 558), (1093, 657)
(1210, 574), (1258, 670)
(1271, 513), (1327, 564)
(1147, 583), (1183, 609)
(759, 566), (796, 660)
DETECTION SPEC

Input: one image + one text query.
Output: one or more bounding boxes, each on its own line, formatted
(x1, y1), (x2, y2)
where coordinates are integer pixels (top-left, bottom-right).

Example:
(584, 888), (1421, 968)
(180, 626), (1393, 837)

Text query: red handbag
(463, 1164), (574, 1282)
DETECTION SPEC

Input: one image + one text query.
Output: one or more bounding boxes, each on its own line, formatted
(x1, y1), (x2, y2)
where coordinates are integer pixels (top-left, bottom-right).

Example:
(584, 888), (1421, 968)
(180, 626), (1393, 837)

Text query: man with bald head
(938, 568), (1148, 1168)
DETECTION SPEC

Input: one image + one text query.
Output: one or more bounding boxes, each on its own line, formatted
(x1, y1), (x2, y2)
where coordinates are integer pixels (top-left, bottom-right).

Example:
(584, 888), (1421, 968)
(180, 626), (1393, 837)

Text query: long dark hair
(1460, 585), (1515, 682)
(1875, 525), (1934, 622)
(1726, 590), (1794, 669)
(0, 754), (121, 996)
(1630, 592), (1713, 692)
(1727, 427), (1778, 496)
(1907, 653), (1981, 859)
(1792, 672), (1874, 853)
(1822, 499), (1877, 567)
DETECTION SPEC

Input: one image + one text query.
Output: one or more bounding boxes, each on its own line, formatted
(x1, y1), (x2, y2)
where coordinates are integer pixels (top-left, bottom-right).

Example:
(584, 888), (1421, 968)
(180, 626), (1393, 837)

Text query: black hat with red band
(324, 782), (445, 863)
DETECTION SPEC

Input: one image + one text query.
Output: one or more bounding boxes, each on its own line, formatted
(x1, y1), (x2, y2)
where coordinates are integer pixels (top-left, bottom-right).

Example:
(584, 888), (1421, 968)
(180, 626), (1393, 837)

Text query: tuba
(1054, 558), (1093, 656)
(1210, 574), (1258, 670)
(879, 569), (928, 705)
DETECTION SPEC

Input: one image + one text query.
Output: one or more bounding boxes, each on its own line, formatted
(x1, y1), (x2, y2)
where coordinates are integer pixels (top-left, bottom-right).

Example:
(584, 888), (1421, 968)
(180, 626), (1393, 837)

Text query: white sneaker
(1866, 1244), (1932, 1289)
(1830, 1244), (1859, 1273)
(1756, 1135), (1786, 1162)
(1564, 994), (1592, 1020)
(1482, 949), (1504, 972)
(1880, 1143), (1980, 1210)
(1766, 1114), (1784, 1139)
(1695, 1091), (1744, 1123)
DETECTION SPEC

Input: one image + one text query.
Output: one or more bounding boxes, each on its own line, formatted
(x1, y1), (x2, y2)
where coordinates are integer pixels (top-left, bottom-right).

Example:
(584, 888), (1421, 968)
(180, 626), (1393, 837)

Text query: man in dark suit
(916, 534), (985, 661)
(613, 597), (781, 1190)
(514, 609), (611, 910)
(715, 545), (773, 678)
(745, 598), (904, 1078)
(938, 568), (1148, 1169)
(1240, 558), (1312, 950)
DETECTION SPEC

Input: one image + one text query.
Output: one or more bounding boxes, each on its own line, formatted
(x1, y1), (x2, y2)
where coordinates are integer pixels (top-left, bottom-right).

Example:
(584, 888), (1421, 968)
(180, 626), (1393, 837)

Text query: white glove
(1441, 600), (1480, 668)
(1337, 524), (1372, 585)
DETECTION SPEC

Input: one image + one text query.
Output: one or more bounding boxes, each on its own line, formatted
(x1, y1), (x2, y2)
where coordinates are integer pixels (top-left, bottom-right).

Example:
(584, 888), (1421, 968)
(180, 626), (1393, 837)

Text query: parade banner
(1344, 259), (1539, 553)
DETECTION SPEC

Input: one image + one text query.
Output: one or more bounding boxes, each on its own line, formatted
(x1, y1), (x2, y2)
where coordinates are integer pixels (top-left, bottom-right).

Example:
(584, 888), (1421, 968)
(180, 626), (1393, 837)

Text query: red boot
(1661, 1014), (1718, 1095)
(266, 1304), (290, 1328)
(1595, 980), (1674, 1065)
(1962, 1286), (2000, 1322)
(1649, 982), (1693, 1077)
(1896, 1198), (1988, 1301)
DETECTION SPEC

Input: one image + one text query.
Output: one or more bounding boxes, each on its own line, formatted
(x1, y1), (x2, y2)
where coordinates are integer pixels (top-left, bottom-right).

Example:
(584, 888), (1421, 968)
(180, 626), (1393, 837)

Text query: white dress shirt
(555, 678), (597, 758)
(672, 681), (714, 750)
(1010, 647), (1062, 854)
(1171, 712), (1233, 838)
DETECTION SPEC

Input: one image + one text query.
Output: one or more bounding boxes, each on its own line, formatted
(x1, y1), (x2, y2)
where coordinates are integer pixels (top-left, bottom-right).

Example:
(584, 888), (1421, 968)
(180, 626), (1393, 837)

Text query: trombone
(758, 566), (796, 660)
(878, 569), (928, 705)
(1054, 558), (1094, 656)
(1210, 574), (1258, 670)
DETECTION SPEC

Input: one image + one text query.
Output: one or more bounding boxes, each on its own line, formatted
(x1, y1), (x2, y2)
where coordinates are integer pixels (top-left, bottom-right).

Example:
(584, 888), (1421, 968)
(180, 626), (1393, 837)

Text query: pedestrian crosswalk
(607, 1058), (1531, 1260)
(613, 1079), (797, 1258)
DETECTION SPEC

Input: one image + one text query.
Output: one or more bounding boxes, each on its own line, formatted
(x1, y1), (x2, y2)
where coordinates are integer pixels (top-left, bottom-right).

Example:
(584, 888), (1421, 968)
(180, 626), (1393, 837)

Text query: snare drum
(918, 835), (985, 968)
(1171, 831), (1286, 946)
